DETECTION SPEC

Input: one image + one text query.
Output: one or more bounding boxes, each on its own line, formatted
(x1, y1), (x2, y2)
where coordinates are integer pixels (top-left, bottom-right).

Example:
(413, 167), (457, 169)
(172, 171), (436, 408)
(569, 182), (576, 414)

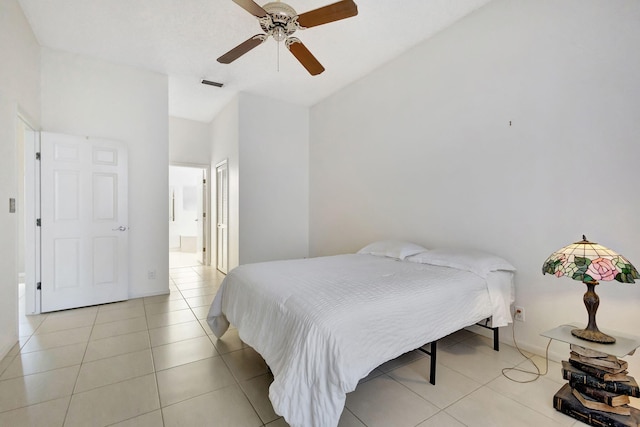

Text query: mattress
(207, 253), (514, 427)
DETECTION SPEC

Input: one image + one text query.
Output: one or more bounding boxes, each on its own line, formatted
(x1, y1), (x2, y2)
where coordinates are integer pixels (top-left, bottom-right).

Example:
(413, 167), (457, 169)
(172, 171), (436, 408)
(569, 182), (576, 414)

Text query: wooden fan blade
(232, 0), (267, 17)
(217, 35), (266, 64)
(286, 39), (325, 76)
(296, 0), (358, 28)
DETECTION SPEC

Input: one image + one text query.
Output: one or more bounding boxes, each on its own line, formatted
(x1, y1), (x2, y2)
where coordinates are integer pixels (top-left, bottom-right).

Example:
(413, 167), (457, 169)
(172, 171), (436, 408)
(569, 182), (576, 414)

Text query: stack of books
(554, 344), (640, 427)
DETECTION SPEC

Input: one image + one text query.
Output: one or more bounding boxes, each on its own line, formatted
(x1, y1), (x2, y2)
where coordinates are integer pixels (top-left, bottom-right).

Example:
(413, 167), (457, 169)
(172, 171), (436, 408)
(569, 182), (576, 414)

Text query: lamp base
(571, 327), (616, 344)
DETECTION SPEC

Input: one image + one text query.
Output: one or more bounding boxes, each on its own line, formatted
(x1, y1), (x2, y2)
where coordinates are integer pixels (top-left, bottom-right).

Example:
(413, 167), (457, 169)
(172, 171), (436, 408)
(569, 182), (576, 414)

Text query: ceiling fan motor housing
(260, 2), (299, 41)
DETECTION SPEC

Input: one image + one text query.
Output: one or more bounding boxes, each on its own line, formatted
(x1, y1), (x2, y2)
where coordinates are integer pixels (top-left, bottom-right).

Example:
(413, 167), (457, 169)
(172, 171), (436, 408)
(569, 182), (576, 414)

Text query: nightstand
(541, 324), (640, 427)
(541, 324), (640, 358)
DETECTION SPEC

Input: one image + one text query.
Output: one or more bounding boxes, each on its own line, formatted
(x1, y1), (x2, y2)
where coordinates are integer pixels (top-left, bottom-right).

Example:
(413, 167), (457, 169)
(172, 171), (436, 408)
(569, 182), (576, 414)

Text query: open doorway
(169, 164), (209, 268)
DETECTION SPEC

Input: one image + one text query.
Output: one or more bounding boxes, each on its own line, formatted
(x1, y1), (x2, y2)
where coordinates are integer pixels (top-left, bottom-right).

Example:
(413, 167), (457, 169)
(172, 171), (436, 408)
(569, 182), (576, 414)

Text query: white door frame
(215, 159), (229, 274)
(21, 115), (40, 315)
(169, 162), (211, 266)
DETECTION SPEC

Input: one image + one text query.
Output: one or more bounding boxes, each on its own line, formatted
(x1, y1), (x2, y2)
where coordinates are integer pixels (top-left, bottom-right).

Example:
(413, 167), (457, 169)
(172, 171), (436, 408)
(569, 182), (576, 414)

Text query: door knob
(112, 226), (128, 231)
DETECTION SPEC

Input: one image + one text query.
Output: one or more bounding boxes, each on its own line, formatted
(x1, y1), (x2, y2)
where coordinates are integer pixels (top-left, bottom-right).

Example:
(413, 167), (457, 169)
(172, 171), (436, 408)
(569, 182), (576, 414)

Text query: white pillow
(407, 248), (516, 277)
(357, 240), (427, 260)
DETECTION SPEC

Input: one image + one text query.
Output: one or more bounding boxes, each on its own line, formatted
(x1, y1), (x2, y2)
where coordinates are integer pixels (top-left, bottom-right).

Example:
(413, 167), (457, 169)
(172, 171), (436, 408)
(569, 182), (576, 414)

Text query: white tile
(199, 319), (215, 335)
(18, 314), (47, 336)
(0, 365), (79, 412)
(461, 334), (531, 365)
(265, 418), (289, 427)
(74, 349), (154, 393)
(211, 327), (248, 354)
(338, 408), (367, 427)
(148, 320), (206, 347)
(388, 359), (482, 409)
(144, 298), (191, 315)
(176, 281), (213, 291)
(221, 347), (269, 381)
(446, 386), (566, 427)
(487, 373), (576, 425)
(185, 294), (215, 308)
(146, 308), (197, 329)
(109, 410), (164, 427)
(438, 342), (512, 384)
(179, 285), (218, 299)
(0, 349), (17, 376)
(152, 336), (218, 371)
(98, 298), (145, 312)
(0, 343), (85, 379)
(417, 411), (466, 427)
(90, 316), (148, 340)
(65, 374), (160, 427)
(190, 305), (211, 319)
(240, 373), (279, 424)
(84, 330), (150, 362)
(346, 374), (438, 427)
(358, 368), (384, 384)
(144, 292), (184, 304)
(377, 349), (425, 373)
(529, 354), (565, 384)
(156, 356), (235, 407)
(46, 306), (98, 318)
(35, 311), (96, 334)
(172, 276), (207, 285)
(95, 304), (146, 324)
(20, 326), (92, 353)
(0, 396), (70, 427)
(162, 384), (262, 427)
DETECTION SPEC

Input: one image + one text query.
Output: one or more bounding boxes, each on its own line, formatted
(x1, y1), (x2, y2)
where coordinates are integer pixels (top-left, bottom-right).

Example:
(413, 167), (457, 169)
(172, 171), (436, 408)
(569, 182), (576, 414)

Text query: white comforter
(207, 254), (514, 427)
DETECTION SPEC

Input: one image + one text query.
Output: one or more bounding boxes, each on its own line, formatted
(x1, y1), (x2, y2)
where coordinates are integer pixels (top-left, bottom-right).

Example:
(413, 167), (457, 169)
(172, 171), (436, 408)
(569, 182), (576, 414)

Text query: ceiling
(18, 0), (492, 123)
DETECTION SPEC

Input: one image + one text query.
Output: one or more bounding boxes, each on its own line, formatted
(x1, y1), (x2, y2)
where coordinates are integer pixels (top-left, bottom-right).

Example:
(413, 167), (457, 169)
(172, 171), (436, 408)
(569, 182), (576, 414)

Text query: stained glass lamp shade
(542, 235), (639, 344)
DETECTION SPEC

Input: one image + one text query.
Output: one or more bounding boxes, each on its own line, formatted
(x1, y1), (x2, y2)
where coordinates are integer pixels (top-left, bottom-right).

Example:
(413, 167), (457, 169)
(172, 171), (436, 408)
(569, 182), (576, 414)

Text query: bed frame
(417, 317), (499, 385)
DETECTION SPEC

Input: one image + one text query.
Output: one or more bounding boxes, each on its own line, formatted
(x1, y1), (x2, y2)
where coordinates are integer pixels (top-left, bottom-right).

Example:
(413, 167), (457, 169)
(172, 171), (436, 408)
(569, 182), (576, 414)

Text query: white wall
(40, 48), (170, 299)
(0, 0), (41, 359)
(211, 97), (240, 270)
(309, 0), (640, 369)
(238, 93), (309, 264)
(169, 116), (211, 164)
(210, 94), (310, 270)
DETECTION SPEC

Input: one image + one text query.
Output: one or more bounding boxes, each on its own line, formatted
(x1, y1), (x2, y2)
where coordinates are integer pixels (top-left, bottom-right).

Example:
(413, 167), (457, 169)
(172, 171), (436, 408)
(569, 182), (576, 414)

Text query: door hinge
(203, 179), (206, 184)
(203, 247), (206, 252)
(36, 218), (41, 227)
(35, 152), (41, 160)
(203, 212), (206, 218)
(36, 282), (41, 290)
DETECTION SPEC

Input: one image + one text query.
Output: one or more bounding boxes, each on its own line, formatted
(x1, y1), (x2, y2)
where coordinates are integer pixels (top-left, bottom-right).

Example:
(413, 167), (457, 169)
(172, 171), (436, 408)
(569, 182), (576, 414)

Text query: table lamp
(542, 235), (639, 344)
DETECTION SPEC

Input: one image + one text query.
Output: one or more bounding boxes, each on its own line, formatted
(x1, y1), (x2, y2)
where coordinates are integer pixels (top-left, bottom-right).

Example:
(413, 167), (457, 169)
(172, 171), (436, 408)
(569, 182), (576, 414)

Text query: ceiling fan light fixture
(219, 0), (358, 75)
(262, 2), (296, 18)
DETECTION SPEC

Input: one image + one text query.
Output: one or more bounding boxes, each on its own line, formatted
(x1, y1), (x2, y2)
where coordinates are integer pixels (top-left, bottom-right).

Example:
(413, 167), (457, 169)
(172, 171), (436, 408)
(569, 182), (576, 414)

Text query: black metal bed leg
(475, 318), (499, 352)
(417, 341), (437, 385)
(429, 341), (437, 385)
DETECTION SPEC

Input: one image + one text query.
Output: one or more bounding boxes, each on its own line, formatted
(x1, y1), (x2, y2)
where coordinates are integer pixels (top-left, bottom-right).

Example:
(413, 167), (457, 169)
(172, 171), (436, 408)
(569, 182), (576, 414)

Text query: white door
(196, 170), (206, 265)
(40, 132), (128, 312)
(216, 161), (228, 274)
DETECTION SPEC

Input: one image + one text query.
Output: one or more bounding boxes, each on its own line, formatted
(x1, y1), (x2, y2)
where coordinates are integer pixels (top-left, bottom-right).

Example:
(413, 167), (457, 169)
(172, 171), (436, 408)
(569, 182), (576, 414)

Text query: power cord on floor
(501, 308), (552, 383)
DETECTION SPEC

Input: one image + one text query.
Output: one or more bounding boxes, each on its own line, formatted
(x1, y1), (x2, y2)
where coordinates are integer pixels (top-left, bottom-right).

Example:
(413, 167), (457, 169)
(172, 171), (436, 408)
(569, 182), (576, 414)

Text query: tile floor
(0, 264), (625, 426)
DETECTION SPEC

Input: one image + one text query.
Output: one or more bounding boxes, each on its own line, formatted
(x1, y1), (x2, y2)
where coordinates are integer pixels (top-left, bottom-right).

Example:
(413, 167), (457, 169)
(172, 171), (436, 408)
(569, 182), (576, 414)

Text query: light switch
(9, 198), (16, 213)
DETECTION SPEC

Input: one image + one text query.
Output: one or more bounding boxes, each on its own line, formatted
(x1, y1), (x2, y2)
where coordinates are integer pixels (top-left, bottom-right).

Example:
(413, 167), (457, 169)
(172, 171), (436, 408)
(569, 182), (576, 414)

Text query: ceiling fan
(217, 0), (358, 76)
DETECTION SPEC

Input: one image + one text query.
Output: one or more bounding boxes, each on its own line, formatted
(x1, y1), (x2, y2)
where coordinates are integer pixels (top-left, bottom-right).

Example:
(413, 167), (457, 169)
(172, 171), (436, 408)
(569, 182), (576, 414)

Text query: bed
(207, 241), (516, 427)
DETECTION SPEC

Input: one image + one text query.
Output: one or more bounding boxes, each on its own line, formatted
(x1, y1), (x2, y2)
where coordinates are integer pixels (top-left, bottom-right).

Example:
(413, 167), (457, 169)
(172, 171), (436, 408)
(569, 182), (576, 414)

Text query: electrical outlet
(514, 306), (525, 322)
(148, 270), (156, 280)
